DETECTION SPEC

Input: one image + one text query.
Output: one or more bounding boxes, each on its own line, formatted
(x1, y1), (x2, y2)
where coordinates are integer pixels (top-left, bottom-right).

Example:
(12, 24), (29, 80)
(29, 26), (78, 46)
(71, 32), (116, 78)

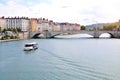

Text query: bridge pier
(44, 31), (52, 38)
(113, 31), (120, 38)
(94, 31), (99, 38)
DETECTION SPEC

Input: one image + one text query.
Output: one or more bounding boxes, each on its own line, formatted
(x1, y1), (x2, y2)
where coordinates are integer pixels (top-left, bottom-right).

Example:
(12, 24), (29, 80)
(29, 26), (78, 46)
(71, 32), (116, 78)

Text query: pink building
(74, 23), (81, 30)
(0, 16), (6, 30)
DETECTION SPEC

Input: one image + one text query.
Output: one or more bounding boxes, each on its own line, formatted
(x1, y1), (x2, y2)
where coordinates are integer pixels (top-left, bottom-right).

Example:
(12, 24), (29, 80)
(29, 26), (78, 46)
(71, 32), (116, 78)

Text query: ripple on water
(40, 48), (116, 80)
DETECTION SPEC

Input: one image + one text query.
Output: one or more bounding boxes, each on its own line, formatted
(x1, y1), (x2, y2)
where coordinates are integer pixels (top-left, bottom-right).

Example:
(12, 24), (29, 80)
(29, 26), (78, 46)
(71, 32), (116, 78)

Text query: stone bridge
(30, 30), (81, 38)
(30, 30), (120, 38)
(77, 30), (120, 38)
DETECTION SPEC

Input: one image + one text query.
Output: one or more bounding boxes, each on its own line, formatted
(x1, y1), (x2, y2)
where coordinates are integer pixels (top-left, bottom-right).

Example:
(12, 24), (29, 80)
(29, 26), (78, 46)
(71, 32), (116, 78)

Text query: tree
(2, 28), (7, 33)
(16, 28), (21, 32)
(81, 25), (86, 30)
(13, 28), (18, 33)
(103, 23), (117, 31)
(0, 27), (1, 32)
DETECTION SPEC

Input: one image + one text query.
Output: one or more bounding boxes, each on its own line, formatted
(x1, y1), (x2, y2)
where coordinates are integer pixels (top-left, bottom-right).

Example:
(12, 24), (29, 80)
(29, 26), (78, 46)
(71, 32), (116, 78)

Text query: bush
(10, 35), (14, 39)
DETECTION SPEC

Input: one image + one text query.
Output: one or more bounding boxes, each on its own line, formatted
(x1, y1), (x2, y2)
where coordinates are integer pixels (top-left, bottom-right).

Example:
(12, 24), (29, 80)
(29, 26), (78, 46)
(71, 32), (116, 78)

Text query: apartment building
(51, 22), (60, 31)
(6, 17), (30, 32)
(36, 18), (43, 32)
(59, 22), (81, 31)
(37, 18), (53, 32)
(73, 23), (81, 30)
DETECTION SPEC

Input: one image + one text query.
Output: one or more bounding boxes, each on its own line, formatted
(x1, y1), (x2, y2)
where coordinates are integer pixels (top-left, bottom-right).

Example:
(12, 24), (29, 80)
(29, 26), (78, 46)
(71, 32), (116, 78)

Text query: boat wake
(40, 48), (116, 80)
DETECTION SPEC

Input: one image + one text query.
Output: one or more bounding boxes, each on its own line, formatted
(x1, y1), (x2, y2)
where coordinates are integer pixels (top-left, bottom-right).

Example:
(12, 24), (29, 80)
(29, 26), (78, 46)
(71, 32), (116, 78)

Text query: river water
(0, 39), (120, 80)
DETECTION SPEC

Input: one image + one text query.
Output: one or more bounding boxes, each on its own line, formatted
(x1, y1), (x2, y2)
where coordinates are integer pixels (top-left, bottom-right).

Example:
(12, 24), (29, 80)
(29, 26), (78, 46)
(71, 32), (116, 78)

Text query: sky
(0, 0), (120, 25)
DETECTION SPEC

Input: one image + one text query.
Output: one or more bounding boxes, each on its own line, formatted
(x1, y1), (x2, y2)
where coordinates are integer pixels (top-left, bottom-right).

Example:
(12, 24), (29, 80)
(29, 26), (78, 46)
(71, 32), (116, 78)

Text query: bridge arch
(30, 31), (119, 38)
(32, 33), (45, 38)
(99, 32), (114, 38)
(50, 32), (72, 38)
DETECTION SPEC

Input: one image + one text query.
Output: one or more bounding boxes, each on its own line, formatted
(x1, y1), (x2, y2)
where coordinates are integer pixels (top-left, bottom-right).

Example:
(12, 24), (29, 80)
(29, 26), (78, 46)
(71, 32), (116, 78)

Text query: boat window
(25, 44), (33, 47)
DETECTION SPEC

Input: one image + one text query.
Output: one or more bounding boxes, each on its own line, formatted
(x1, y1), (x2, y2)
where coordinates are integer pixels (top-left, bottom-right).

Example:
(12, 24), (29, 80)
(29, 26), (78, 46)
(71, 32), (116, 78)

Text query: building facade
(0, 16), (6, 30)
(0, 16), (81, 33)
(73, 23), (81, 30)
(59, 22), (81, 31)
(30, 18), (37, 32)
(51, 22), (60, 31)
(36, 18), (43, 32)
(37, 18), (53, 32)
(6, 17), (30, 32)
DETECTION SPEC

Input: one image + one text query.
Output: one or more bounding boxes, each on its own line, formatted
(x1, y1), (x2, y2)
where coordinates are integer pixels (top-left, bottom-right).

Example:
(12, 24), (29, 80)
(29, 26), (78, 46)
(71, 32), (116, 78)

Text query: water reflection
(55, 34), (93, 39)
(99, 33), (111, 38)
(55, 33), (112, 39)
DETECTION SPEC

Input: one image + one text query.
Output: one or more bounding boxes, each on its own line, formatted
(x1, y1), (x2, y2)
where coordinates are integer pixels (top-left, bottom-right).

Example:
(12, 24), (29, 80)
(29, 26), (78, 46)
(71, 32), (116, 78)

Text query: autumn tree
(103, 23), (117, 31)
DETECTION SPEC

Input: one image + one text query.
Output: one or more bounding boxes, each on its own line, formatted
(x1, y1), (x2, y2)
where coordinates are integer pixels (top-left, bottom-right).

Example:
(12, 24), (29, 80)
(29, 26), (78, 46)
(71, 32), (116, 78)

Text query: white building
(6, 17), (30, 31)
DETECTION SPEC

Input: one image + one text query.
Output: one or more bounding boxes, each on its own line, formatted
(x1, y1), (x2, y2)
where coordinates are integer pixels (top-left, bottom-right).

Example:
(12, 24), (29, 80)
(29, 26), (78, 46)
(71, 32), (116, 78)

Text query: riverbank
(0, 39), (27, 42)
(0, 32), (30, 42)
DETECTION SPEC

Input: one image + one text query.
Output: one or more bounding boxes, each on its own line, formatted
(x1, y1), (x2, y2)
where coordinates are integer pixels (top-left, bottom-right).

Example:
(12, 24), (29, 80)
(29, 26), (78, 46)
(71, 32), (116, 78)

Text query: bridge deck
(30, 30), (120, 38)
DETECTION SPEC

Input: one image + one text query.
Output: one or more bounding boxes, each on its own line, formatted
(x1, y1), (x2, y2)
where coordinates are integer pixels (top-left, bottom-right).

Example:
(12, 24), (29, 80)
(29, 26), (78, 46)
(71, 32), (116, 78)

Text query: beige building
(49, 20), (55, 31)
(73, 23), (81, 30)
(37, 18), (52, 32)
(52, 22), (61, 31)
(37, 18), (45, 32)
(30, 18), (37, 32)
(58, 22), (81, 31)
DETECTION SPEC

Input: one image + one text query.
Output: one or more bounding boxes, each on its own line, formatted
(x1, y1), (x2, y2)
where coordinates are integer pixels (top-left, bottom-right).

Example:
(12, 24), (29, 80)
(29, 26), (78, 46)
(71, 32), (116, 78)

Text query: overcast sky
(0, 0), (120, 25)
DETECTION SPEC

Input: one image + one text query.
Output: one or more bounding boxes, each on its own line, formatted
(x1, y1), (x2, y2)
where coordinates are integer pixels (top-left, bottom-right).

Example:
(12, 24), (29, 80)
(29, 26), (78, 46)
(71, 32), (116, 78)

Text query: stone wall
(18, 32), (29, 39)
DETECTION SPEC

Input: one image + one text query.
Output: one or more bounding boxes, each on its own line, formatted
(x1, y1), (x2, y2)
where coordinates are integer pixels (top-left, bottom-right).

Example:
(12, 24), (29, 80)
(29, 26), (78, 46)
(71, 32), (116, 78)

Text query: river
(0, 39), (120, 80)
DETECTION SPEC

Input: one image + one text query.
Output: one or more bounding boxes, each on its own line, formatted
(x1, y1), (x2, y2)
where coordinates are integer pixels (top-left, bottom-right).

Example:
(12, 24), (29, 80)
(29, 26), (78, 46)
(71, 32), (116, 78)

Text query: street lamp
(94, 21), (98, 38)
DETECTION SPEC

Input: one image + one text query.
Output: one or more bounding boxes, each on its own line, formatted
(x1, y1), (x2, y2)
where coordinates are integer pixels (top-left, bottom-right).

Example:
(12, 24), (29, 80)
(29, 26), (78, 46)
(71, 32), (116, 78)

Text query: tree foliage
(2, 27), (21, 33)
(81, 25), (86, 30)
(1, 27), (21, 40)
(103, 23), (117, 31)
(0, 27), (1, 32)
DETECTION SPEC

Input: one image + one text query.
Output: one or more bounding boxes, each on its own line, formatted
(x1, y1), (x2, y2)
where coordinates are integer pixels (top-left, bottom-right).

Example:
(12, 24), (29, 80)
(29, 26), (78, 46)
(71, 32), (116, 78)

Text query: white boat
(24, 42), (38, 51)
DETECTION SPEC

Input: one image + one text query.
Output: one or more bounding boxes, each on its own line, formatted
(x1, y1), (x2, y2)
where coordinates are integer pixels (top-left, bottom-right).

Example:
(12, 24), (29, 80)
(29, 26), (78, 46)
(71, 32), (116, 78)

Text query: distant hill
(86, 23), (105, 30)
(85, 20), (120, 30)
